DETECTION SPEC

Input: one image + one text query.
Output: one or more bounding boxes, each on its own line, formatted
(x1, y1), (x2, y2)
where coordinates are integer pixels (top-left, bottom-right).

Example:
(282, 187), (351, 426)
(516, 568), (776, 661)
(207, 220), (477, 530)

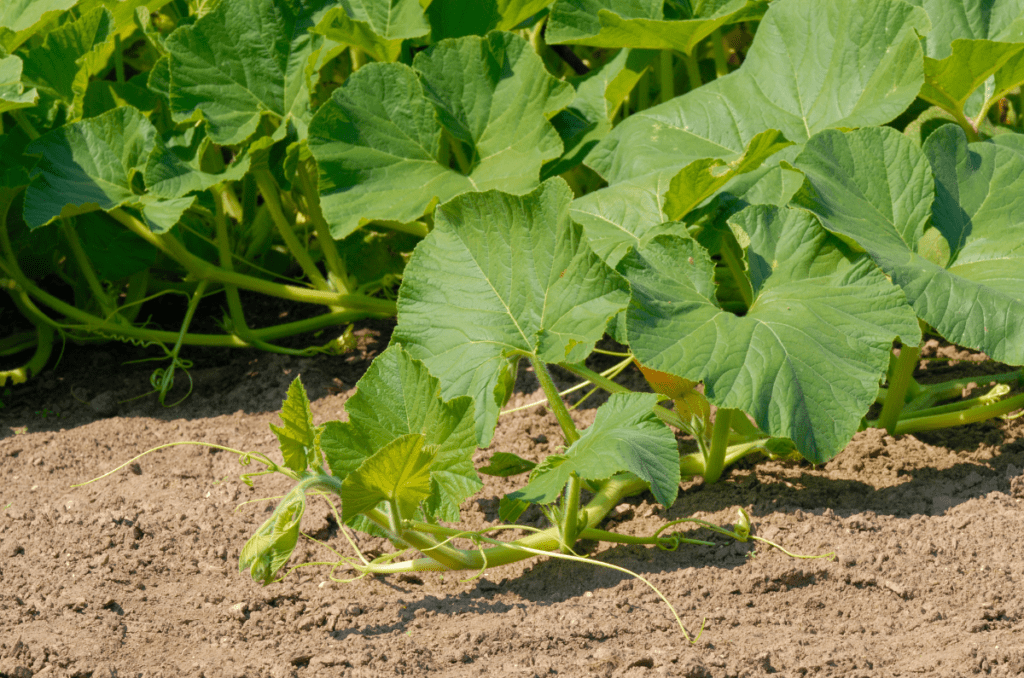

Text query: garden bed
(2, 326), (1023, 678)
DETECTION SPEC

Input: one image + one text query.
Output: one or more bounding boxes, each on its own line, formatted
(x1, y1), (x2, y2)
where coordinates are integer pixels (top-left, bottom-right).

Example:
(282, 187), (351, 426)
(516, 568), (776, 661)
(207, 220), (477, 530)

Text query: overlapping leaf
(319, 345), (480, 522)
(18, 7), (116, 121)
(308, 31), (574, 238)
(547, 0), (765, 53)
(393, 179), (630, 445)
(0, 56), (38, 114)
(793, 124), (1024, 365)
(23, 106), (244, 233)
(165, 0), (331, 145)
(576, 0), (928, 252)
(911, 0), (1024, 125)
(311, 0), (430, 63)
(508, 393), (679, 508)
(619, 209), (920, 463)
(426, 0), (554, 40)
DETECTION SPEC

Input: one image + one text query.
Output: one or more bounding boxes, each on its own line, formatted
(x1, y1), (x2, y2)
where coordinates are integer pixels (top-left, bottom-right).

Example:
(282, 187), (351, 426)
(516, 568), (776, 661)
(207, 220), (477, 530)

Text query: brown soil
(2, 329), (1023, 678)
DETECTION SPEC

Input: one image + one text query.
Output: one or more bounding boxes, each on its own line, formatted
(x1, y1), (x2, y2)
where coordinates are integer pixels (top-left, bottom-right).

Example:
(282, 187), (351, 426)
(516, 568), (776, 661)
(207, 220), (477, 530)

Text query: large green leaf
(426, 0), (554, 40)
(23, 106), (156, 228)
(0, 0), (77, 52)
(793, 124), (1024, 365)
(165, 0), (331, 145)
(394, 179), (630, 445)
(509, 393), (679, 507)
(311, 1), (430, 62)
(144, 126), (252, 199)
(0, 55), (37, 114)
(308, 31), (574, 238)
(909, 0), (1024, 58)
(619, 212), (920, 463)
(547, 0), (765, 53)
(340, 433), (434, 522)
(586, 0), (927, 185)
(320, 345), (480, 522)
(18, 7), (116, 121)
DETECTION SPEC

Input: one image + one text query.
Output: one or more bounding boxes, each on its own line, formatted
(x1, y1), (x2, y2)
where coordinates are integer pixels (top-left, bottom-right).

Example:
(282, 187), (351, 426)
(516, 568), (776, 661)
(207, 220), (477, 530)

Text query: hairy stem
(703, 409), (732, 483)
(892, 392), (1024, 435)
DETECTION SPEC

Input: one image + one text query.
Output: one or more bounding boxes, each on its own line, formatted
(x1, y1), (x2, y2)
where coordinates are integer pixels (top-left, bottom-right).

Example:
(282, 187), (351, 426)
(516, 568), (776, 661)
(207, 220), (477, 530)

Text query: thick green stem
(11, 110), (40, 140)
(60, 219), (117, 318)
(684, 51), (703, 90)
(529, 354), (582, 553)
(907, 369), (1024, 411)
(891, 392), (1024, 435)
(253, 171), (332, 296)
(711, 28), (729, 77)
(659, 50), (674, 103)
(296, 162), (352, 294)
(362, 475), (650, 573)
(212, 188), (251, 338)
(109, 209), (396, 314)
(703, 409), (732, 483)
(680, 438), (766, 477)
(877, 345), (920, 434)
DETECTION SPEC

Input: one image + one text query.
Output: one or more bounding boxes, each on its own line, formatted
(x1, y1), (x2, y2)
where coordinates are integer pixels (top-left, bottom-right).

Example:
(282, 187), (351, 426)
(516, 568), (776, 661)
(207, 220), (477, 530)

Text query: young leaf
(340, 433), (434, 522)
(0, 56), (38, 114)
(144, 126), (252, 200)
(308, 31), (574, 238)
(393, 179), (630, 445)
(508, 393), (679, 507)
(269, 377), (317, 474)
(620, 212), (920, 463)
(793, 124), (1024, 365)
(311, 1), (429, 63)
(165, 0), (332, 145)
(547, 0), (764, 54)
(584, 0), (928, 202)
(914, 0), (1024, 124)
(319, 345), (480, 522)
(239, 487), (306, 585)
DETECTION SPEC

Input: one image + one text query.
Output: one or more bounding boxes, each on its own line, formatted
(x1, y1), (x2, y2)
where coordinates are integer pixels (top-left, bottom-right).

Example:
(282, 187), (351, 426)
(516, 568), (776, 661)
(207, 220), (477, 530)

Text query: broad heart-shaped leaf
(547, 0), (765, 53)
(426, 0), (555, 40)
(23, 106), (156, 228)
(910, 0), (1024, 59)
(166, 0), (331, 145)
(269, 377), (318, 474)
(239, 486), (305, 585)
(509, 393), (679, 507)
(340, 433), (434, 523)
(793, 124), (1024, 366)
(0, 56), (38, 114)
(308, 31), (574, 238)
(620, 218), (920, 464)
(586, 0), (928, 188)
(394, 179), (630, 445)
(311, 1), (429, 63)
(320, 345), (480, 522)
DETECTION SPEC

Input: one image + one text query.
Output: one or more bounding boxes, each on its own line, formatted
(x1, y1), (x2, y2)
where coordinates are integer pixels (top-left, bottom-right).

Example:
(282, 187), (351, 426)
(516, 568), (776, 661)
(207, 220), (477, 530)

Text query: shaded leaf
(311, 1), (429, 63)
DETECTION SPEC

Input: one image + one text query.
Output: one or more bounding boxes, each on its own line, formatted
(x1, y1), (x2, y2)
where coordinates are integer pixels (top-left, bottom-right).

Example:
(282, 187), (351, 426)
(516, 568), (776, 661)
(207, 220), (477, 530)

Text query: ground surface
(2, 324), (1023, 678)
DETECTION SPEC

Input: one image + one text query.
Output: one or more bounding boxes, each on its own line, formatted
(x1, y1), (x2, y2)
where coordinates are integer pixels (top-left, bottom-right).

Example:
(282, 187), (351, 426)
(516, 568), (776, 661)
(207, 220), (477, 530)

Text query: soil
(2, 326), (1024, 678)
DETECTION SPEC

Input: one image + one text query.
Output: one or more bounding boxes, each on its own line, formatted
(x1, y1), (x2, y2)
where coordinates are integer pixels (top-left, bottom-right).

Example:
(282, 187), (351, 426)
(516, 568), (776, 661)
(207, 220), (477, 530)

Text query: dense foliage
(13, 0), (1024, 588)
